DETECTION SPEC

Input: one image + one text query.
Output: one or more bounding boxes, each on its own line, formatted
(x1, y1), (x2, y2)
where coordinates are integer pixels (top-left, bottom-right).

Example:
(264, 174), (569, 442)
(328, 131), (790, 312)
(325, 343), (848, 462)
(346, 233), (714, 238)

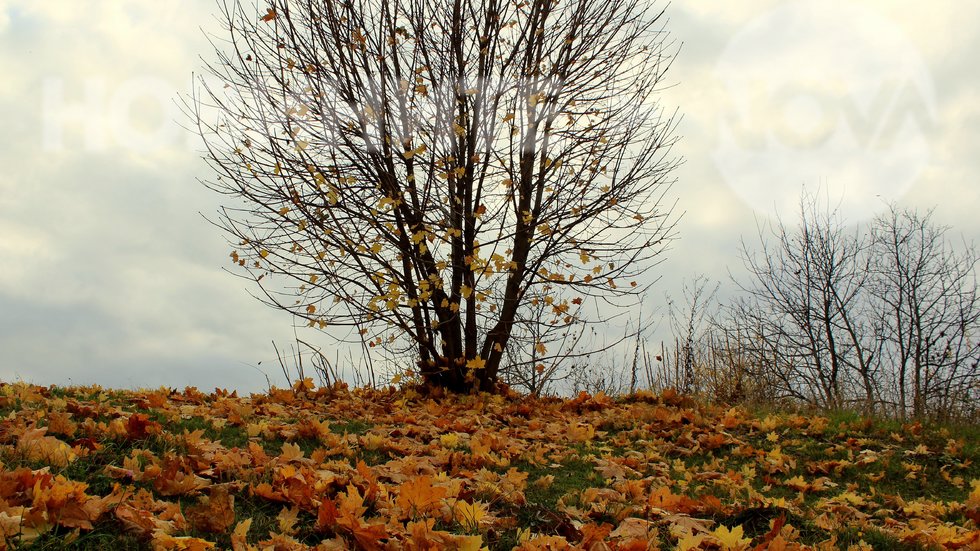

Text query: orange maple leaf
(152, 459), (211, 496)
(125, 412), (162, 440)
(648, 486), (696, 514)
(24, 473), (106, 531)
(316, 498), (340, 532)
(150, 530), (217, 550)
(115, 503), (177, 536)
(45, 411), (78, 438)
(337, 484), (368, 520)
(186, 486), (236, 534)
(278, 442), (305, 463)
(396, 475), (447, 518)
(350, 521), (389, 551)
(17, 428), (76, 467)
(580, 522), (613, 547)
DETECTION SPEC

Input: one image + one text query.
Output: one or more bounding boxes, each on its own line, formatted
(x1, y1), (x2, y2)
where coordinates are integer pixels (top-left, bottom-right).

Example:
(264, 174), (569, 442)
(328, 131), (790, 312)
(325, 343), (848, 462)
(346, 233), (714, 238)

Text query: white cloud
(0, 0), (300, 391)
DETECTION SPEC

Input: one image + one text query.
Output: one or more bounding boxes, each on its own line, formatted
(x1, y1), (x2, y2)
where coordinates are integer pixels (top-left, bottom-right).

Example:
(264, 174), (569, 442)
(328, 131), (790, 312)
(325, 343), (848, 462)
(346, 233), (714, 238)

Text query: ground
(0, 380), (978, 550)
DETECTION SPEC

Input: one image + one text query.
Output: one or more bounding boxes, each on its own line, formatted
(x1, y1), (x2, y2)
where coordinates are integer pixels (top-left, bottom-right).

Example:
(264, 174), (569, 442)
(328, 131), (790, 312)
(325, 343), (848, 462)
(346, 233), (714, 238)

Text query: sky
(1, 0), (977, 394)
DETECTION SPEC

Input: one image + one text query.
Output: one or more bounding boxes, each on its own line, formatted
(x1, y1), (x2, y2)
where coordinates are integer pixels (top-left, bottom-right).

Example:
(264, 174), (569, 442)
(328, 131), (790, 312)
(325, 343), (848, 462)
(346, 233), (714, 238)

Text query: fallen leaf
(17, 428), (76, 467)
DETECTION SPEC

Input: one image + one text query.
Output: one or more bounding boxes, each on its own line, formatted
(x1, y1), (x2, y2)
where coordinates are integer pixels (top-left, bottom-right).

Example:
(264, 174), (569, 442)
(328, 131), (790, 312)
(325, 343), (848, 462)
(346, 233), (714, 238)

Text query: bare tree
(666, 274), (719, 393)
(725, 195), (979, 419)
(192, 0), (679, 392)
(707, 305), (785, 405)
(733, 194), (875, 409)
(869, 206), (980, 419)
(496, 292), (589, 396)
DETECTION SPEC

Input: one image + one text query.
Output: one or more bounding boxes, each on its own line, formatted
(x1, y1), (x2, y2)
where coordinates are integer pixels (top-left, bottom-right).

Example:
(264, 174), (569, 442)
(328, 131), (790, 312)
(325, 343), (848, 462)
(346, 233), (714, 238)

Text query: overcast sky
(1, 0), (977, 394)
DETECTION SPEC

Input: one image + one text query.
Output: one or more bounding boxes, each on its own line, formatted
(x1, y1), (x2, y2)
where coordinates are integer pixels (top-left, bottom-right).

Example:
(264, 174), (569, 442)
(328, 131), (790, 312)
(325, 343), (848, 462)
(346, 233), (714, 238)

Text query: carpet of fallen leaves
(0, 380), (978, 551)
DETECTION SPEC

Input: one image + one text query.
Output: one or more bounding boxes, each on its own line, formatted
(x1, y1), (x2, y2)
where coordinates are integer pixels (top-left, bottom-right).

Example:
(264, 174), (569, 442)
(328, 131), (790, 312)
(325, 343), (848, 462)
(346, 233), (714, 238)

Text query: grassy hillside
(0, 381), (977, 550)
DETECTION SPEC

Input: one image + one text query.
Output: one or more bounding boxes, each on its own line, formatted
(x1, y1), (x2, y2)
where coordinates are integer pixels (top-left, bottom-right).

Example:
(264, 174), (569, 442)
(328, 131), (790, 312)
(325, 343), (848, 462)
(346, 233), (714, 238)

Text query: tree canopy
(193, 0), (679, 392)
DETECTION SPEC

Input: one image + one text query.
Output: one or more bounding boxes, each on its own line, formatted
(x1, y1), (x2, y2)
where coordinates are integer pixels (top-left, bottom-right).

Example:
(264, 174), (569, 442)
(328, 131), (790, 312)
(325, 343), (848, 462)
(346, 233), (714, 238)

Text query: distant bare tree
(666, 274), (718, 393)
(192, 0), (680, 392)
(709, 303), (785, 404)
(725, 195), (979, 419)
(734, 195), (874, 409)
(869, 206), (980, 419)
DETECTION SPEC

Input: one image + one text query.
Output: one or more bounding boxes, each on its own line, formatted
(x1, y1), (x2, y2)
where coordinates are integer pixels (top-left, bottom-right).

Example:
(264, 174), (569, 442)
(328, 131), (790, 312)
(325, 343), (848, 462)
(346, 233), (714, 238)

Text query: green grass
(19, 526), (146, 551)
(834, 526), (937, 551)
(329, 419), (373, 436)
(490, 454), (604, 550)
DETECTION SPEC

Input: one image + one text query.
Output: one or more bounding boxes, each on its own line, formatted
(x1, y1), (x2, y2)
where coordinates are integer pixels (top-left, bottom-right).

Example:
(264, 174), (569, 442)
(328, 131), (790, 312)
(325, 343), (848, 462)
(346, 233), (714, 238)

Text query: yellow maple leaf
(466, 356), (486, 370)
(453, 534), (485, 551)
(277, 506), (300, 535)
(440, 433), (461, 448)
(533, 475), (555, 490)
(837, 491), (866, 507)
(712, 524), (750, 551)
(677, 533), (706, 551)
(784, 475), (809, 492)
(967, 479), (980, 508)
(567, 423), (595, 442)
(404, 143), (427, 159)
(231, 518), (252, 550)
(361, 433), (385, 450)
(279, 442), (305, 463)
(454, 500), (488, 531)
